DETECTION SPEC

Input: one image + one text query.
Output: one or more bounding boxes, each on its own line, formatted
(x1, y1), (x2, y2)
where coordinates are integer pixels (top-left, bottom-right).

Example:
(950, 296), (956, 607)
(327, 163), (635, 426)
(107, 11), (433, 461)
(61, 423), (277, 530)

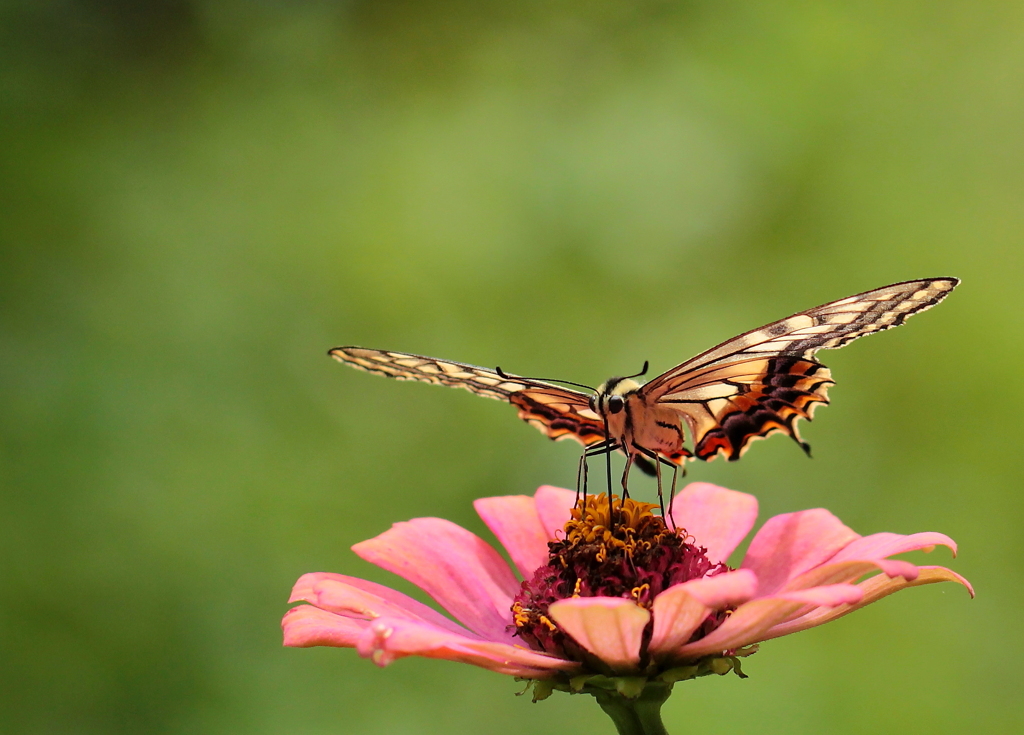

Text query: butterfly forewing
(643, 277), (958, 461)
(651, 278), (958, 379)
(328, 347), (606, 447)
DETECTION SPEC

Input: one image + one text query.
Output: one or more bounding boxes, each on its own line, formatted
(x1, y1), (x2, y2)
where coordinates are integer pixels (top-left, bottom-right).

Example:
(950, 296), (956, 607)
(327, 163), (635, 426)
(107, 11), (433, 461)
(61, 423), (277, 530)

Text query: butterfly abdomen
(627, 401), (692, 465)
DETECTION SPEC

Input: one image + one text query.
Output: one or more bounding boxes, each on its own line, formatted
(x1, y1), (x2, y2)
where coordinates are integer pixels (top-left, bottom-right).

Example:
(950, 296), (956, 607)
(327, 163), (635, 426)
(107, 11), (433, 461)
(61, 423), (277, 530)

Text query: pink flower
(283, 483), (971, 683)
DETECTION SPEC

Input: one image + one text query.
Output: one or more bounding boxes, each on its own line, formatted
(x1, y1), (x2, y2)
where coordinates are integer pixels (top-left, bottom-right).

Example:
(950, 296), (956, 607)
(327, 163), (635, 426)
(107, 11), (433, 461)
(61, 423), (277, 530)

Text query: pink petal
(282, 605), (370, 648)
(676, 583), (862, 659)
(777, 584), (864, 607)
(765, 566), (974, 640)
(873, 559), (920, 579)
(352, 518), (520, 641)
(783, 559), (920, 593)
(829, 531), (957, 563)
(682, 569), (761, 608)
(668, 482), (759, 564)
(741, 509), (860, 596)
(773, 527), (957, 595)
(649, 570), (758, 656)
(356, 616), (578, 678)
(534, 485), (577, 540)
(547, 597), (650, 673)
(474, 495), (550, 578)
(289, 572), (474, 636)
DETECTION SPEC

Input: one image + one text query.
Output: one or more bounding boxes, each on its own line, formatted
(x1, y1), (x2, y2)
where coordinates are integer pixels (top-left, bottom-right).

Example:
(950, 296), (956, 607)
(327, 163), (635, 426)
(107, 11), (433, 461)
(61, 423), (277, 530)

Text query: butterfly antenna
(623, 360), (649, 380)
(494, 366), (596, 392)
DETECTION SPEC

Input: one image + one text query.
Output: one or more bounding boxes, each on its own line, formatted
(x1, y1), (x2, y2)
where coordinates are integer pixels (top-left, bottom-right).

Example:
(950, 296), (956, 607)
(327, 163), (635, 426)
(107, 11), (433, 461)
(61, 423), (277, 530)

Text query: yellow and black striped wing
(642, 278), (959, 461)
(329, 347), (607, 447)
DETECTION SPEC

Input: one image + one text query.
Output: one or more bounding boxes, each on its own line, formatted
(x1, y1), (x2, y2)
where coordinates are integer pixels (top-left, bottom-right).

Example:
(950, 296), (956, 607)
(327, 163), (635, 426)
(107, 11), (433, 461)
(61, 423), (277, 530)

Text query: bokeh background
(2, 2), (1022, 733)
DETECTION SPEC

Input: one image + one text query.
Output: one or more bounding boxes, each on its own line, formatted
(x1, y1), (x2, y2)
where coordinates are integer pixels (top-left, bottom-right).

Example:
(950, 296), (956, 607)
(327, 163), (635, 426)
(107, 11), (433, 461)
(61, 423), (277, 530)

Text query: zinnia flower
(283, 483), (971, 733)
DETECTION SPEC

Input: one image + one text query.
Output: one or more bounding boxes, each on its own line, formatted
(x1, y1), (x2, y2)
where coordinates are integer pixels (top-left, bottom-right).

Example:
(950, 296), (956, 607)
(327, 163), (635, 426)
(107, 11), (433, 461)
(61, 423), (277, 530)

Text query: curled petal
(829, 531), (957, 563)
(289, 572), (473, 636)
(533, 485), (577, 540)
(765, 566), (975, 640)
(356, 616), (577, 678)
(474, 495), (549, 578)
(352, 518), (519, 641)
(649, 569), (757, 656)
(677, 584), (862, 659)
(784, 559), (919, 594)
(742, 509), (860, 595)
(669, 483), (758, 564)
(777, 584), (865, 607)
(777, 527), (955, 593)
(873, 559), (920, 580)
(283, 605), (370, 648)
(548, 597), (650, 673)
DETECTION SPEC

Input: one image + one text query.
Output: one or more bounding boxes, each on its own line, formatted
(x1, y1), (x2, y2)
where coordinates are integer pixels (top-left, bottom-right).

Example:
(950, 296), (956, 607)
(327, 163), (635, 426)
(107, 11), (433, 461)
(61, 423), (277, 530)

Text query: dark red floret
(510, 495), (732, 671)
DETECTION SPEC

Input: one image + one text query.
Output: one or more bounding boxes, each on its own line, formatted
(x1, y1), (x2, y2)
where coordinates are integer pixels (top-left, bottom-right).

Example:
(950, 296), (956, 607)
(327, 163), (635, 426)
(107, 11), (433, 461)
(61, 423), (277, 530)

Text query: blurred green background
(2, 2), (1021, 733)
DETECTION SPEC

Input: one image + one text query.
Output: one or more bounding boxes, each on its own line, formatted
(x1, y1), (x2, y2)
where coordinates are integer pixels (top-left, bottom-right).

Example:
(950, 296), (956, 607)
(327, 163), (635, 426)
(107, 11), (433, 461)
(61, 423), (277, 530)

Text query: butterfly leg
(575, 453), (587, 508)
(661, 458), (684, 529)
(577, 440), (618, 512)
(601, 416), (616, 521)
(620, 453), (635, 502)
(632, 445), (666, 518)
(653, 452), (664, 519)
(667, 464), (679, 530)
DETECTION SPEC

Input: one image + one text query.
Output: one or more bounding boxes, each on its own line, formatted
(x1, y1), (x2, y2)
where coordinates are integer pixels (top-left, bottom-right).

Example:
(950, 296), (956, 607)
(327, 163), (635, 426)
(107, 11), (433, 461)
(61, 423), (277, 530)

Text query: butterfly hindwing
(656, 356), (833, 461)
(506, 387), (607, 446)
(643, 278), (958, 461)
(328, 347), (606, 447)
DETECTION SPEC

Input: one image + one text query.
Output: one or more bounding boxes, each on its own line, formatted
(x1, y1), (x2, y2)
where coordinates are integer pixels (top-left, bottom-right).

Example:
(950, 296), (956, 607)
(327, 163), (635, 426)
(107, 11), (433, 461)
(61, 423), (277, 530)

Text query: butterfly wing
(329, 347), (607, 447)
(642, 278), (959, 461)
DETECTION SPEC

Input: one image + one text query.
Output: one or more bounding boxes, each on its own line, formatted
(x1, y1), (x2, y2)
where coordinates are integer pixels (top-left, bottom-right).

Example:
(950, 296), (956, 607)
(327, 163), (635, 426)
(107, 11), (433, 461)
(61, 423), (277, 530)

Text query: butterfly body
(589, 377), (691, 470)
(330, 278), (958, 480)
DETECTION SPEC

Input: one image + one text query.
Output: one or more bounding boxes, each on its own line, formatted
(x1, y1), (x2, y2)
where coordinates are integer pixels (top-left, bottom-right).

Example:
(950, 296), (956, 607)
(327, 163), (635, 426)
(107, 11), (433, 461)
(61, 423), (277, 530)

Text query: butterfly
(330, 278), (958, 505)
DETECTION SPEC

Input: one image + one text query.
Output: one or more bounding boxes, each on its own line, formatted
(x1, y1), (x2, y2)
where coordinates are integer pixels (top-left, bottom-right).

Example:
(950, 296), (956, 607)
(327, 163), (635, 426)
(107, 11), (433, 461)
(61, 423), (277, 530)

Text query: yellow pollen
(511, 601), (530, 628)
(540, 615), (557, 632)
(562, 494), (677, 561)
(630, 583), (651, 606)
(572, 579), (582, 598)
(566, 495), (658, 538)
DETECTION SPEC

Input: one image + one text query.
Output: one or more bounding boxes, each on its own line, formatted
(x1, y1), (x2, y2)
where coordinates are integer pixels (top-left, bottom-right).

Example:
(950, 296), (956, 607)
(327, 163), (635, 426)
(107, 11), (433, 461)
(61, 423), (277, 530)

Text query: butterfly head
(589, 361), (649, 416)
(590, 377), (643, 415)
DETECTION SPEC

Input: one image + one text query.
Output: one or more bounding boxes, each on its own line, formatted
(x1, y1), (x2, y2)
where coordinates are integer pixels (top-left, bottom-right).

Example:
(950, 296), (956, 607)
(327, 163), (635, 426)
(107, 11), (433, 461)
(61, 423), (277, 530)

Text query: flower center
(511, 494), (731, 668)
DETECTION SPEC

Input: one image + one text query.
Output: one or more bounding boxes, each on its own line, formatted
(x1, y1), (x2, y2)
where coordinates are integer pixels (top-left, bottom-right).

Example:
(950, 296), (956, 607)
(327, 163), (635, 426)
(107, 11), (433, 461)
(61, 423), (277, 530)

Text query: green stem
(593, 691), (644, 735)
(631, 685), (671, 735)
(591, 684), (672, 735)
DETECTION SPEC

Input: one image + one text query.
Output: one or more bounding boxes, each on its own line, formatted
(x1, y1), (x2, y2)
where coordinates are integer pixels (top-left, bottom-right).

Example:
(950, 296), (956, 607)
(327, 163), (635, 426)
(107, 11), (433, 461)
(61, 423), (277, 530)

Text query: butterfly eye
(588, 396), (596, 412)
(608, 395), (624, 414)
